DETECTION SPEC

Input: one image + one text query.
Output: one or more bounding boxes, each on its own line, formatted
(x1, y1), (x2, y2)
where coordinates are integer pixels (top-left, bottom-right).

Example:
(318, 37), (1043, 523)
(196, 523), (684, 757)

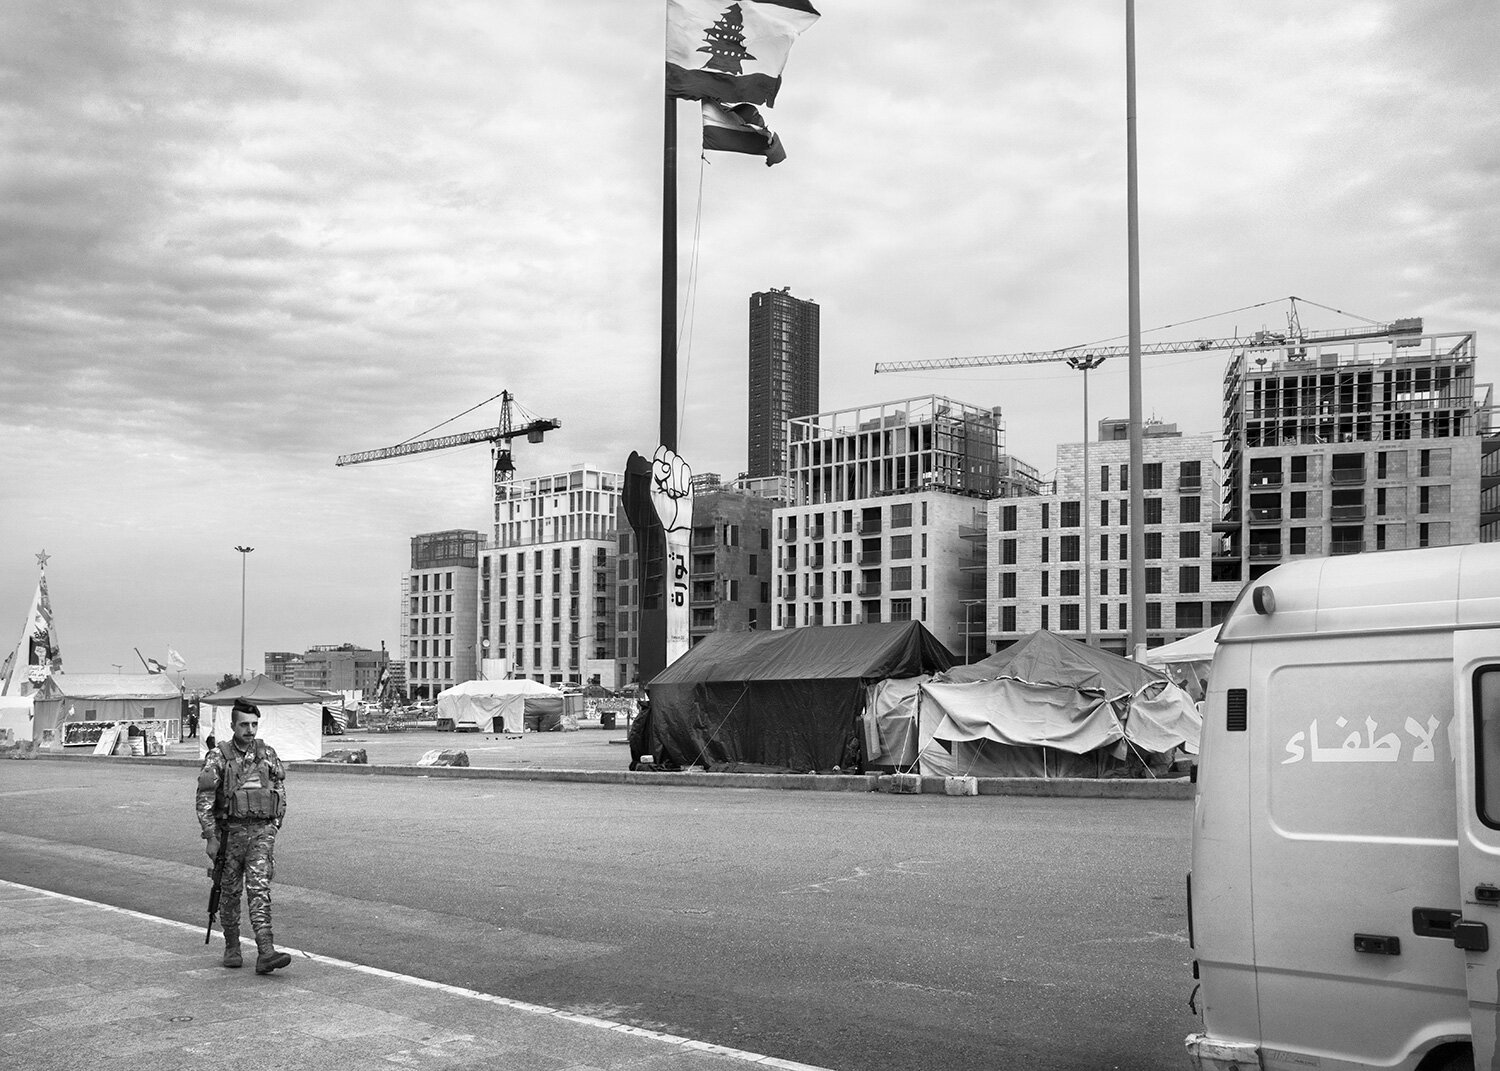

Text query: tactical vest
(216, 739), (286, 821)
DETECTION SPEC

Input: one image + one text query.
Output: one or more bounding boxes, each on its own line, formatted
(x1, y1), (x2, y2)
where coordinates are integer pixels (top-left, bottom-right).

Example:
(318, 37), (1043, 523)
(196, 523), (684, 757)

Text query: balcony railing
(857, 582), (882, 597)
(806, 555), (825, 569)
(1178, 476), (1203, 490)
(1249, 508), (1282, 523)
(857, 552), (882, 566)
(1331, 467), (1367, 485)
(1330, 540), (1365, 555)
(1330, 505), (1366, 522)
(1248, 544), (1282, 560)
(1248, 471), (1284, 489)
(807, 586), (825, 599)
(807, 525), (826, 540)
(856, 521), (881, 534)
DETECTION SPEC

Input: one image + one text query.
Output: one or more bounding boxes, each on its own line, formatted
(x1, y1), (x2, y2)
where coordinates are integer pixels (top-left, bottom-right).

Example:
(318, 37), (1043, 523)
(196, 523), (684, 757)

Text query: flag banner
(168, 647), (186, 671)
(702, 101), (786, 165)
(145, 657), (166, 674)
(666, 0), (819, 107)
(2, 571), (60, 697)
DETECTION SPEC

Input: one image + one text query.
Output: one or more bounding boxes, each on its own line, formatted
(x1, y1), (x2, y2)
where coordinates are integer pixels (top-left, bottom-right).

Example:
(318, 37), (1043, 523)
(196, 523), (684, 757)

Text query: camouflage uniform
(196, 738), (287, 964)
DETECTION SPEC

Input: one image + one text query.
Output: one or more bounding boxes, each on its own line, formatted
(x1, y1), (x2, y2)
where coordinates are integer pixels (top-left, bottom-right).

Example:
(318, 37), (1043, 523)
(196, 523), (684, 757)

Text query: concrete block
(879, 773), (922, 794)
(943, 776), (978, 796)
(416, 749), (470, 767)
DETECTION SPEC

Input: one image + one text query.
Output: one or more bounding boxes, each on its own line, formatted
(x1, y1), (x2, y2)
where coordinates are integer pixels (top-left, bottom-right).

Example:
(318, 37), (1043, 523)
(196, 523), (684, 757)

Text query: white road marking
(0, 878), (832, 1071)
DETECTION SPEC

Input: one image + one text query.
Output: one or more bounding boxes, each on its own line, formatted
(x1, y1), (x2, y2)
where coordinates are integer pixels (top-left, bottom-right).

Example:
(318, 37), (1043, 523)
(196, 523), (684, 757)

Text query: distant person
(628, 697), (652, 771)
(195, 699), (292, 975)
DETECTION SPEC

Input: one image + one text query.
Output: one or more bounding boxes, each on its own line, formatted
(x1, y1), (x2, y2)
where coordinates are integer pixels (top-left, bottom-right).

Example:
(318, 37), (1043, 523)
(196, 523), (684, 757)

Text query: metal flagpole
(661, 94), (678, 453)
(1125, 0), (1146, 661)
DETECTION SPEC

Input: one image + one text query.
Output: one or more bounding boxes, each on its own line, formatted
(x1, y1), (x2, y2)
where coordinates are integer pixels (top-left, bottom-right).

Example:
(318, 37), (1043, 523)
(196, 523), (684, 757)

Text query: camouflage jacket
(195, 739), (286, 837)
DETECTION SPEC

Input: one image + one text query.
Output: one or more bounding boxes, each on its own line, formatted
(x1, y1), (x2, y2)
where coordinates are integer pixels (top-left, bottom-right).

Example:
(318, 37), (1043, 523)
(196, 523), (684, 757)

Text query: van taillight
(1226, 689), (1248, 732)
(1187, 871), (1195, 948)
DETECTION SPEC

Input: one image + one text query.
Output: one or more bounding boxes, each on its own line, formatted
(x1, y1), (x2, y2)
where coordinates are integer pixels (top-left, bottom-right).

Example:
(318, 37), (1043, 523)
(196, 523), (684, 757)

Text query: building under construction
(1217, 325), (1497, 583)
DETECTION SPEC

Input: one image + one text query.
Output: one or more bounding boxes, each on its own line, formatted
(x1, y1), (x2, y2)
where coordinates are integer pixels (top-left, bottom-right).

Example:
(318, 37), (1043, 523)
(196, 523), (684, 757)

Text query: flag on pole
(702, 101), (786, 165)
(167, 647), (186, 671)
(2, 570), (60, 697)
(666, 0), (820, 107)
(144, 657), (167, 674)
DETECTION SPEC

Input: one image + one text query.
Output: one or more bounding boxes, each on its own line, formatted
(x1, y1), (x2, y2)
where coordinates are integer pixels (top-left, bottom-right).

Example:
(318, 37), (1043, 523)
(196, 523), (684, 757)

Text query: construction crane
(873, 303), (1425, 374)
(335, 389), (560, 487)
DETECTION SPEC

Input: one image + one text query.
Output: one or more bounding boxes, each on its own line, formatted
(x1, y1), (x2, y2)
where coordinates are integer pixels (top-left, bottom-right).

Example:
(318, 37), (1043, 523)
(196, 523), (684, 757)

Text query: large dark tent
(648, 621), (954, 772)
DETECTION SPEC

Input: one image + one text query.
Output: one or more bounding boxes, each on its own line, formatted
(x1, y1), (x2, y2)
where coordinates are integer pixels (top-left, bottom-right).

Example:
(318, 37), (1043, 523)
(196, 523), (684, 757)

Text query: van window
(1476, 667), (1500, 828)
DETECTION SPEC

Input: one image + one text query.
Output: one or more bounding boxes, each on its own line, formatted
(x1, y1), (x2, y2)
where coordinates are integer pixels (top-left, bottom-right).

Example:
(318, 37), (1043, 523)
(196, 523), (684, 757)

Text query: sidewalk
(0, 880), (827, 1071)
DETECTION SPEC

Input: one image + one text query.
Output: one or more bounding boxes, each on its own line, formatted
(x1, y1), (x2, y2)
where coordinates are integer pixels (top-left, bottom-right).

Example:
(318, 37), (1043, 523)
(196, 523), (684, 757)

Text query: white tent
(1144, 625), (1220, 701)
(435, 678), (562, 732)
(200, 676), (324, 761)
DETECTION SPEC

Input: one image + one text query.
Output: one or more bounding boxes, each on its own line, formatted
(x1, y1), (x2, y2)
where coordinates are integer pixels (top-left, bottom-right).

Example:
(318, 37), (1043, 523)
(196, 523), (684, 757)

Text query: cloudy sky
(2, 1), (1496, 678)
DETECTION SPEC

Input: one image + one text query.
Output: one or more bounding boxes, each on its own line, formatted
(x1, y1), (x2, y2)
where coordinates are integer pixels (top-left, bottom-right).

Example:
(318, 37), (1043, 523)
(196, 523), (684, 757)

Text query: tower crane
(335, 389), (560, 488)
(873, 311), (1425, 375)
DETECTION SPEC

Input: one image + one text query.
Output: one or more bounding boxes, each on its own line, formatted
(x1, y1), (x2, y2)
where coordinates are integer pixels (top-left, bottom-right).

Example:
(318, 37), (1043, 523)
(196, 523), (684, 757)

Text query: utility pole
(1125, 0), (1146, 660)
(234, 546), (254, 681)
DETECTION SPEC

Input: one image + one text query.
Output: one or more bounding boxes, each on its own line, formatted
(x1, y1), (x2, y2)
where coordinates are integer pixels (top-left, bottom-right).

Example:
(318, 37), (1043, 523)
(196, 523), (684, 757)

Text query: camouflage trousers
(218, 820), (278, 941)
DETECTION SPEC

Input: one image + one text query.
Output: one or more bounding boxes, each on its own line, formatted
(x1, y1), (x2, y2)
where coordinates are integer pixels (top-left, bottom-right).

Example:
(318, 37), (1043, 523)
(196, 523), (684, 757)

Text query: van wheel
(1419, 1044), (1474, 1071)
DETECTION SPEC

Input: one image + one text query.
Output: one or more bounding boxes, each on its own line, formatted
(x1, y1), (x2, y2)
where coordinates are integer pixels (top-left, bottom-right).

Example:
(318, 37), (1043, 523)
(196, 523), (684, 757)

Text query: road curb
(19, 751), (1192, 798)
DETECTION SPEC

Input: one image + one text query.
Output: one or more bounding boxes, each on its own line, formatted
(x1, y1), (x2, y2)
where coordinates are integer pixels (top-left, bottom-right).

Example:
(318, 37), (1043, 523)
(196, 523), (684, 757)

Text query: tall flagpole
(1126, 0), (1146, 661)
(661, 94), (678, 452)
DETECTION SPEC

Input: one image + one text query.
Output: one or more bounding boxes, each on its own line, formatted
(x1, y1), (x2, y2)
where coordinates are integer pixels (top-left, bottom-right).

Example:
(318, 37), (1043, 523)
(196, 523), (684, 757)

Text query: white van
(1188, 544), (1500, 1071)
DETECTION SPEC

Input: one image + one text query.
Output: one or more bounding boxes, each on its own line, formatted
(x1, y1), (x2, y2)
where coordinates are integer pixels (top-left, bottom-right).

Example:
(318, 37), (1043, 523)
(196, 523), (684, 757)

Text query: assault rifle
(205, 825), (228, 943)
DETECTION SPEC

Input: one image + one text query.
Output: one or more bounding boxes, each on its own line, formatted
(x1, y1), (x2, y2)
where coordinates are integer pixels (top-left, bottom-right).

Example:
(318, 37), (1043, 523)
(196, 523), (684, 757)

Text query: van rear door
(1452, 631), (1500, 1067)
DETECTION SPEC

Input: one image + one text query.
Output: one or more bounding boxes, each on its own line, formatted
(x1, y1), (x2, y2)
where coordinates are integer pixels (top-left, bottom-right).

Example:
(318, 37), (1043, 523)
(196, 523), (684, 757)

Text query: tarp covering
(31, 674), (184, 749)
(863, 676), (926, 769)
(0, 695), (33, 742)
(648, 622), (954, 772)
(918, 631), (1200, 777)
(435, 678), (561, 732)
(201, 675), (324, 761)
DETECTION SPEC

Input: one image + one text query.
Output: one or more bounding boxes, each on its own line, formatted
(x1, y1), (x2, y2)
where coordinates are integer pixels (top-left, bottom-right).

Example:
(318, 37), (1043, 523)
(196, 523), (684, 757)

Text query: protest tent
(201, 675), (323, 761)
(1143, 625), (1220, 701)
(31, 673), (184, 750)
(648, 621), (954, 772)
(917, 630), (1200, 777)
(435, 678), (563, 732)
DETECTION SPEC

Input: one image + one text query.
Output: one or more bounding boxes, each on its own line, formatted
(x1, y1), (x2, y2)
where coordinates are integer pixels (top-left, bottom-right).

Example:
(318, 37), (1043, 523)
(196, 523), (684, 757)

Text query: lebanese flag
(702, 101), (786, 166)
(666, 0), (820, 108)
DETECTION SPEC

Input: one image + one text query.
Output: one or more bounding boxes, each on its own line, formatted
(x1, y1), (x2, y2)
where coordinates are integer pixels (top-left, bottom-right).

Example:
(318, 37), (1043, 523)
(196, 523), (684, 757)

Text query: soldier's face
(232, 714), (259, 746)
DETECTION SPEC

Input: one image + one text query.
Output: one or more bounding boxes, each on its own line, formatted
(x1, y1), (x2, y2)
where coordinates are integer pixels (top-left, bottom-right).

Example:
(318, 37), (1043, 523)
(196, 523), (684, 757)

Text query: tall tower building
(748, 286), (820, 479)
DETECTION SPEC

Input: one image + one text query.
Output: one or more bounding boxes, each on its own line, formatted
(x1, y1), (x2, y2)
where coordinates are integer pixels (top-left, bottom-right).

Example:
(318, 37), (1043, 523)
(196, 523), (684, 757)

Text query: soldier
(196, 699), (292, 974)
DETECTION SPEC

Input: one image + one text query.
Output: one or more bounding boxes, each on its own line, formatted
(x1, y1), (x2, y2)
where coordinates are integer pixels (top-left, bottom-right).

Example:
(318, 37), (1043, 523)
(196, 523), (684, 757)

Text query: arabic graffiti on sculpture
(1282, 715), (1441, 765)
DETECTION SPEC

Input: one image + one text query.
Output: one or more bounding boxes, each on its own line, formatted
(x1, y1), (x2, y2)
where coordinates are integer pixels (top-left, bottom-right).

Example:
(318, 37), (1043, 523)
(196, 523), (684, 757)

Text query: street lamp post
(234, 546), (254, 681)
(1067, 355), (1105, 647)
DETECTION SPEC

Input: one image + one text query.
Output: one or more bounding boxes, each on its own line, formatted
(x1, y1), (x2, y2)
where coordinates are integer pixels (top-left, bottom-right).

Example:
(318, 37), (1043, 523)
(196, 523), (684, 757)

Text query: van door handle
(1456, 920), (1490, 952)
(1413, 908), (1490, 951)
(1476, 884), (1500, 905)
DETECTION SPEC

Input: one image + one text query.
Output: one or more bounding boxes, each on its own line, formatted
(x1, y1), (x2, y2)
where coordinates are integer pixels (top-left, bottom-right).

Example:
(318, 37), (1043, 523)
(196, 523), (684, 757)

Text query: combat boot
(221, 930), (242, 969)
(254, 933), (291, 975)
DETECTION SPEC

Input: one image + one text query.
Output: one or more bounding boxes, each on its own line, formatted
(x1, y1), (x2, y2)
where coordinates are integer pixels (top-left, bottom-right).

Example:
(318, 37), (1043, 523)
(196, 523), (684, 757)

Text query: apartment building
(747, 287), (820, 479)
(479, 465), (620, 686)
(775, 395), (1041, 654)
(991, 420), (1242, 655)
(404, 529), (481, 699)
(1219, 329), (1495, 582)
(291, 644), (389, 694)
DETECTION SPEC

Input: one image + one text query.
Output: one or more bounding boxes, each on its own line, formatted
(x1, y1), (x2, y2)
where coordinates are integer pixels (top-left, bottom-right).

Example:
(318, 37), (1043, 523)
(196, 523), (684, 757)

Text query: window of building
(1145, 567), (1162, 594)
(1144, 498), (1163, 525)
(1119, 499), (1129, 526)
(1099, 570), (1109, 595)
(1180, 531), (1200, 558)
(1100, 500), (1110, 527)
(1002, 572), (1017, 598)
(1001, 606), (1017, 632)
(1041, 605), (1050, 630)
(891, 566), (912, 591)
(1002, 505), (1018, 531)
(1061, 501), (1080, 528)
(1179, 565), (1200, 593)
(1180, 496), (1200, 523)
(1290, 455), (1308, 484)
(1176, 602), (1204, 630)
(1420, 485), (1431, 514)
(1420, 523), (1431, 548)
(890, 534), (912, 559)
(1118, 568), (1128, 595)
(1179, 460), (1201, 489)
(891, 503), (912, 528)
(1060, 534), (1080, 561)
(1041, 537), (1050, 563)
(1002, 539), (1017, 565)
(890, 598), (913, 622)
(1145, 532), (1162, 559)
(1118, 534), (1128, 560)
(1144, 463), (1162, 490)
(1041, 573), (1050, 597)
(1146, 603), (1162, 629)
(1060, 604), (1080, 631)
(1101, 465), (1111, 492)
(1099, 534), (1109, 561)
(1041, 503), (1050, 529)
(1060, 569), (1080, 596)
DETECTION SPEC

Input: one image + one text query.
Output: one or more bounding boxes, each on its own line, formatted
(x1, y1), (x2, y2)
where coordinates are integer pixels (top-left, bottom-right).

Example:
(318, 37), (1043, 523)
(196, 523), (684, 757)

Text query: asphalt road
(0, 760), (1198, 1070)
